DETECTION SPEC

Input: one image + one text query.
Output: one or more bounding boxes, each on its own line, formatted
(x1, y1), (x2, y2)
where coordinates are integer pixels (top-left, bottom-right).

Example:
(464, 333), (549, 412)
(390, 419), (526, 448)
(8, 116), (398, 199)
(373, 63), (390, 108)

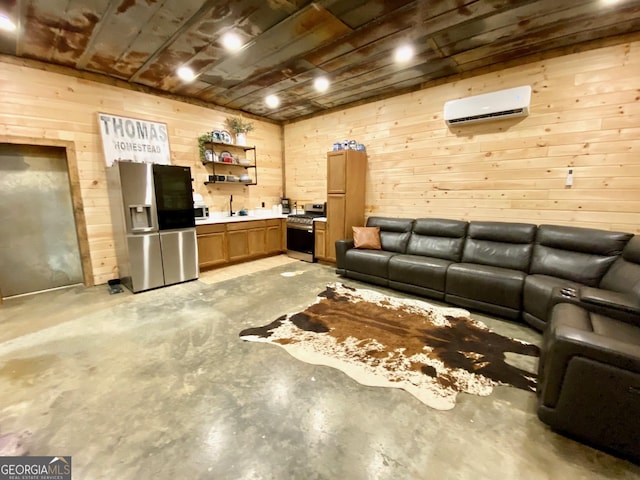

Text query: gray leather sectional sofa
(335, 216), (640, 463)
(335, 216), (637, 330)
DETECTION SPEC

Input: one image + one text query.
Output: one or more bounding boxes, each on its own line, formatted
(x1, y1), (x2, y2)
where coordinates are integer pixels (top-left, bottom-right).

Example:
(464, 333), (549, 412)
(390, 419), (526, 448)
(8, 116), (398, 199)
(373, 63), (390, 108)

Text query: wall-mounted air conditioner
(443, 85), (532, 126)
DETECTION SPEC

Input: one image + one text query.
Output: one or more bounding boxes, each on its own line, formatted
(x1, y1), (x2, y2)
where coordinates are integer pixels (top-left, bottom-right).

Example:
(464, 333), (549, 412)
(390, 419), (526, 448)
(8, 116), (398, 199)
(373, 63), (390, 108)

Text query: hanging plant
(198, 134), (210, 162)
(224, 116), (254, 135)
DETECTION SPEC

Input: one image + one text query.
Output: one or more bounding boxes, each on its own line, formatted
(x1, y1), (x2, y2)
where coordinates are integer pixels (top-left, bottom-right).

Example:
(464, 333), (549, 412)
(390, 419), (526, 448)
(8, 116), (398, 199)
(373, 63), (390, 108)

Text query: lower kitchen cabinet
(326, 195), (346, 262)
(196, 218), (285, 270)
(266, 220), (282, 254)
(314, 221), (327, 261)
(227, 228), (249, 262)
(196, 224), (227, 269)
(248, 227), (266, 257)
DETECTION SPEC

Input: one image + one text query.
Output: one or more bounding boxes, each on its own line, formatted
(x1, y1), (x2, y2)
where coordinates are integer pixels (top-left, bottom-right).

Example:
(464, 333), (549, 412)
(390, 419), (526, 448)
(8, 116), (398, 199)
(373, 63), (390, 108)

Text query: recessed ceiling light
(0, 14), (16, 32)
(222, 32), (242, 52)
(601, 0), (620, 4)
(177, 66), (196, 82)
(265, 94), (280, 108)
(394, 45), (414, 63)
(314, 77), (330, 93)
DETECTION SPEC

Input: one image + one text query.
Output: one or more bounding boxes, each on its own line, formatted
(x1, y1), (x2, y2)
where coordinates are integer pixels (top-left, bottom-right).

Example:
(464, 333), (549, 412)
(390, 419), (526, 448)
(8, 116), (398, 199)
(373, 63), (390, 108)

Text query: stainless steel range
(286, 203), (326, 262)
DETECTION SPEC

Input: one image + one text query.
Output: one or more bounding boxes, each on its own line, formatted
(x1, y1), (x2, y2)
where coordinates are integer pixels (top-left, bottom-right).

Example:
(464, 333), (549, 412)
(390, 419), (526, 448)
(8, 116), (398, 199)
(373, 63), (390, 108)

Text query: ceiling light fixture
(222, 32), (242, 52)
(600, 0), (620, 4)
(177, 66), (196, 82)
(314, 77), (330, 93)
(0, 14), (16, 32)
(394, 44), (414, 63)
(265, 94), (280, 108)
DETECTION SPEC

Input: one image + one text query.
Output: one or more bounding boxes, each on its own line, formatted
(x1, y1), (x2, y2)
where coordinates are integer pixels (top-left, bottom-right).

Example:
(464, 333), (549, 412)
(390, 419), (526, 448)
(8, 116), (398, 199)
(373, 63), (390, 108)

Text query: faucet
(229, 194), (234, 217)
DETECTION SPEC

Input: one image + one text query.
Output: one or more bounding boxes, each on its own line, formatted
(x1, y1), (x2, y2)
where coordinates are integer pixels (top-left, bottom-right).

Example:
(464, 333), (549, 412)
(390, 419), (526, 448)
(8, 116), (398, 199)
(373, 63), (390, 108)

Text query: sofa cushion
(344, 249), (396, 278)
(536, 225), (631, 255)
(353, 226), (381, 250)
(590, 311), (640, 341)
(530, 225), (632, 287)
(406, 218), (468, 261)
(599, 236), (640, 294)
(366, 217), (413, 253)
(388, 254), (453, 292)
(461, 222), (536, 271)
(447, 263), (527, 310)
(621, 235), (640, 263)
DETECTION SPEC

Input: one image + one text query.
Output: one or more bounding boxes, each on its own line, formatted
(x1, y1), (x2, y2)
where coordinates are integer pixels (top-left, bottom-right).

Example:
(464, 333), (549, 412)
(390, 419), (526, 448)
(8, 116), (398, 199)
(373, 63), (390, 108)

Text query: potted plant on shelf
(198, 133), (212, 162)
(225, 116), (254, 146)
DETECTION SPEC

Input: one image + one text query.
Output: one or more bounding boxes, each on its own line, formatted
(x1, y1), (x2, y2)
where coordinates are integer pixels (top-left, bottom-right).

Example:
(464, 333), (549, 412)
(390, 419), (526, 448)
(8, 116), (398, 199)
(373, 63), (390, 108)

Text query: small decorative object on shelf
(225, 116), (254, 146)
(332, 139), (366, 151)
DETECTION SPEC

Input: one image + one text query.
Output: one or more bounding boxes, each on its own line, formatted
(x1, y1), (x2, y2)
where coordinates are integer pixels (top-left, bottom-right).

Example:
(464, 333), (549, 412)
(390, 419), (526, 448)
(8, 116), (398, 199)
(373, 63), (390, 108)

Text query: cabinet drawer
(227, 220), (266, 231)
(266, 218), (282, 227)
(196, 224), (226, 235)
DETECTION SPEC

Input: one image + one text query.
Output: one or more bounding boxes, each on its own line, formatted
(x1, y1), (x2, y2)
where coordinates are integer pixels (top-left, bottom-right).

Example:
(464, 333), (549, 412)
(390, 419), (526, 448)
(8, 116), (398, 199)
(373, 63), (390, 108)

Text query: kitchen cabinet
(227, 229), (249, 262)
(266, 220), (283, 254)
(227, 220), (263, 261)
(248, 227), (266, 257)
(314, 221), (327, 261)
(327, 152), (347, 193)
(196, 218), (285, 270)
(326, 150), (367, 262)
(196, 224), (227, 268)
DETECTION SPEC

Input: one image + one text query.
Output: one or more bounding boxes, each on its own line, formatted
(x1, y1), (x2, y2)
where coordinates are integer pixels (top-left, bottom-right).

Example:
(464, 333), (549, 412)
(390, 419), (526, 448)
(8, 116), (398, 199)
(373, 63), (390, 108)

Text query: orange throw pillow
(353, 226), (382, 250)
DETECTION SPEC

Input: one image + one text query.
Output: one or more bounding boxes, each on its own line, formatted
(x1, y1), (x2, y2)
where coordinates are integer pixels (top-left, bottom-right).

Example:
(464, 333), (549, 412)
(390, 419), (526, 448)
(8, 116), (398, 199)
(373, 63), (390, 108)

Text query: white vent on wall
(443, 85), (532, 126)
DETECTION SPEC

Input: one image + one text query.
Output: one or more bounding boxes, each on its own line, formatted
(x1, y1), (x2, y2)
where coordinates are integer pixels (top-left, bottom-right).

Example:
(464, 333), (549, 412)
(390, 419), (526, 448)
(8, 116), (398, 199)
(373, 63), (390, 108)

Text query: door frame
(0, 135), (94, 287)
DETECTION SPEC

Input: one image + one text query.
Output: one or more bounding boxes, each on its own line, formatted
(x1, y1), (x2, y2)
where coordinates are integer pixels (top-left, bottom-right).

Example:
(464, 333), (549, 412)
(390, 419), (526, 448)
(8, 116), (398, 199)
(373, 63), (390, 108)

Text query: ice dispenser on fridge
(129, 204), (153, 231)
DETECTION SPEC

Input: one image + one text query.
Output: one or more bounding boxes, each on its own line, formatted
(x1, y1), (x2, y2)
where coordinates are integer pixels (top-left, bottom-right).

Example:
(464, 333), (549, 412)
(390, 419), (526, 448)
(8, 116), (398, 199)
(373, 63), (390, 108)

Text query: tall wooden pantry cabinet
(326, 149), (367, 262)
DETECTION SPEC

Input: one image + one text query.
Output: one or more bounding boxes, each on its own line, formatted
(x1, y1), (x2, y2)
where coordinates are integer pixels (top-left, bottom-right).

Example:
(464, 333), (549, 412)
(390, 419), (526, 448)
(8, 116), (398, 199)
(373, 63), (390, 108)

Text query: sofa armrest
(540, 307), (640, 408)
(335, 239), (355, 271)
(553, 323), (640, 366)
(579, 287), (640, 327)
(580, 287), (640, 315)
(550, 286), (640, 327)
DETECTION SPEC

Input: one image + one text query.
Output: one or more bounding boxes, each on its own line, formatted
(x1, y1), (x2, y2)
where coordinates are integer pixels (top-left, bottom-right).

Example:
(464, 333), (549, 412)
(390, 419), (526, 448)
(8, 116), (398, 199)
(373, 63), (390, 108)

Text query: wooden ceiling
(1, 0), (640, 122)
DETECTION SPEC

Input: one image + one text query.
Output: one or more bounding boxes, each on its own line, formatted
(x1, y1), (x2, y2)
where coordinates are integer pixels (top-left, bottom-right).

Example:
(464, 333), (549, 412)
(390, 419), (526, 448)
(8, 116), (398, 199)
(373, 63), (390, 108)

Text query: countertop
(196, 214), (327, 225)
(196, 213), (288, 225)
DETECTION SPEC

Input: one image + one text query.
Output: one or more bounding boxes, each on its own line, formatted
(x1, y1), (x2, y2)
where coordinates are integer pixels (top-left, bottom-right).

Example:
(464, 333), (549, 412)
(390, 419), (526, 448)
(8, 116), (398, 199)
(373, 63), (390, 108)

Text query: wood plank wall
(0, 60), (283, 285)
(283, 41), (640, 235)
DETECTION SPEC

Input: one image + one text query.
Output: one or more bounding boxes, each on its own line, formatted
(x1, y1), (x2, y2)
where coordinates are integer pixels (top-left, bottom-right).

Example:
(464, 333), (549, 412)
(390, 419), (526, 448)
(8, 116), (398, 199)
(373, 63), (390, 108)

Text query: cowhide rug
(240, 283), (539, 410)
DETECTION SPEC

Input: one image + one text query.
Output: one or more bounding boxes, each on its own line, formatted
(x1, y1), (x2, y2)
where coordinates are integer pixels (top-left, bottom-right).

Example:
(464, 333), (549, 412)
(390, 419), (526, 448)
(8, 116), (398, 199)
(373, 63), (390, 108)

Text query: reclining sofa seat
(522, 225), (633, 331)
(445, 221), (537, 320)
(337, 217), (413, 286)
(537, 300), (640, 463)
(535, 235), (640, 462)
(388, 218), (468, 300)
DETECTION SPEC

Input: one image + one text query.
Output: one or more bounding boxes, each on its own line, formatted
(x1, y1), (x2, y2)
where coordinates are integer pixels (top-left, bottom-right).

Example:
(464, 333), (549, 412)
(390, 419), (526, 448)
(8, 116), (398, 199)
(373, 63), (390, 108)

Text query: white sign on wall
(98, 113), (171, 167)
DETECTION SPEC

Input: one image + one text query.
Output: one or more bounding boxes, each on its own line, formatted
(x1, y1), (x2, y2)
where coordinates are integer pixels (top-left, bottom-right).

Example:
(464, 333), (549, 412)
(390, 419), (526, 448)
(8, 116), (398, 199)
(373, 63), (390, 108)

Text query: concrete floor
(0, 257), (638, 479)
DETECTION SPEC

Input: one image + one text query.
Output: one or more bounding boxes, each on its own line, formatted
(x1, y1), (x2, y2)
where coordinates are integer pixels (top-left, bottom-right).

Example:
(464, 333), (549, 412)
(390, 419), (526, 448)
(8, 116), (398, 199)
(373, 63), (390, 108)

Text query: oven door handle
(286, 223), (313, 232)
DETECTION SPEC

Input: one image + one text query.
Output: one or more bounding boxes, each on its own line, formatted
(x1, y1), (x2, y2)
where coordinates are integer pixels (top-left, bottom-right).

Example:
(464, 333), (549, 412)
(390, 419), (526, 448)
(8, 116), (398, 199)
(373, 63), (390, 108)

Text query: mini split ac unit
(443, 85), (532, 126)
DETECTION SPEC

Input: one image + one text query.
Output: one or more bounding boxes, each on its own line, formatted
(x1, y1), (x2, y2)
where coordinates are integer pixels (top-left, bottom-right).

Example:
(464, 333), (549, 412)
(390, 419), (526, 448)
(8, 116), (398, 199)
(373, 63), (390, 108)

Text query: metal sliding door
(0, 144), (83, 297)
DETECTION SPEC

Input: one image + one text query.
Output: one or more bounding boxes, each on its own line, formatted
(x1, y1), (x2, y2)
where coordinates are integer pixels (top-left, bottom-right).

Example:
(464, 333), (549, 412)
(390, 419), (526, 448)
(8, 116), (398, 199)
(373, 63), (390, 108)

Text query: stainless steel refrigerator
(107, 161), (198, 293)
